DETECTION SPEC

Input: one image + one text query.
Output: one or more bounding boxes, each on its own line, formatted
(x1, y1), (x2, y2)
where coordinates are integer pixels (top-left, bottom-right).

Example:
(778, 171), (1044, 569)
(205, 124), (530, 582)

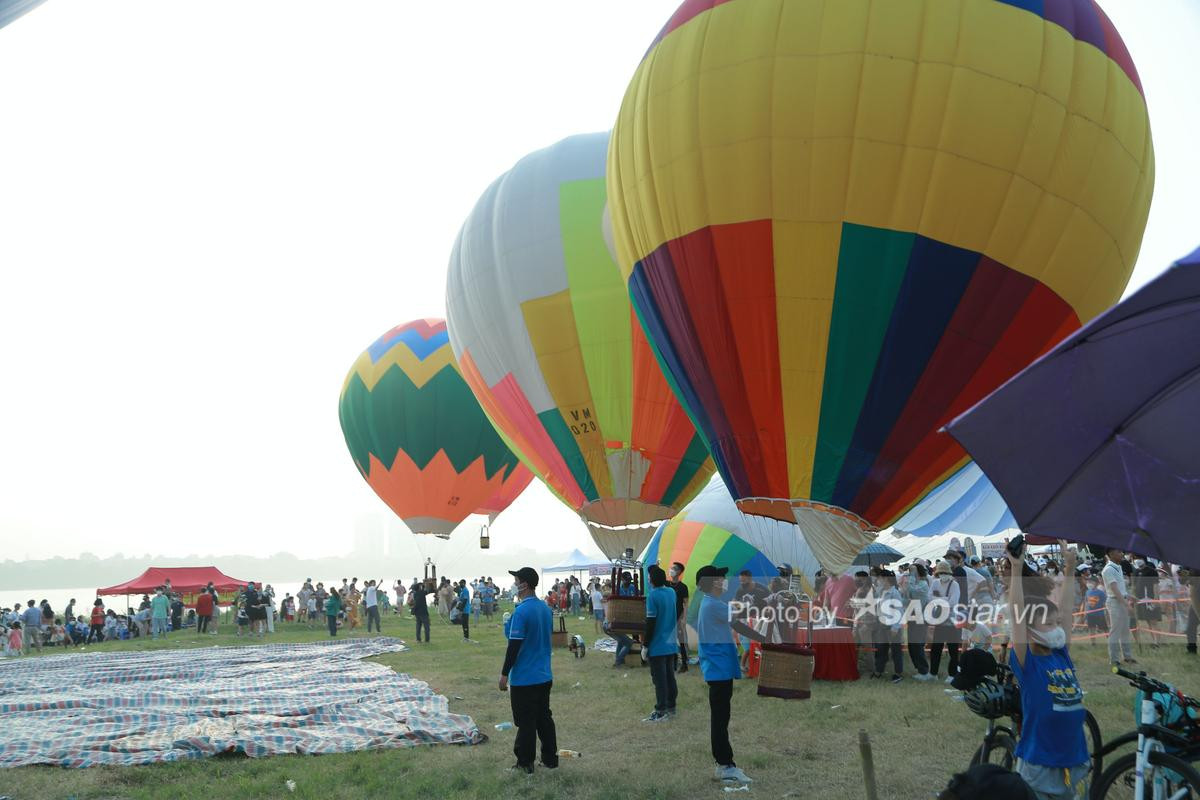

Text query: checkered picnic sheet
(0, 637), (484, 767)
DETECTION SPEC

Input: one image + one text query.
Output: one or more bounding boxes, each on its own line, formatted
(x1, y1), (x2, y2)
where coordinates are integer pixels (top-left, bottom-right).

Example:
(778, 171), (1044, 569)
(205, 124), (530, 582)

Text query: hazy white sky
(1, 1), (1197, 562)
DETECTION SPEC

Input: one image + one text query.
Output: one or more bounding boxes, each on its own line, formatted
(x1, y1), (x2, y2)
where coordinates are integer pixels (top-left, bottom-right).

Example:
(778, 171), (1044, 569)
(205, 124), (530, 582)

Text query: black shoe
(540, 759), (559, 770)
(509, 762), (534, 775)
(890, 674), (903, 684)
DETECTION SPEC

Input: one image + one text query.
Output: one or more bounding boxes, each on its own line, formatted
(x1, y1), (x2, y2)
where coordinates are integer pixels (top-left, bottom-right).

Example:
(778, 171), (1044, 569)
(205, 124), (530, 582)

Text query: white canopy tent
(871, 529), (1019, 564)
(542, 549), (609, 580)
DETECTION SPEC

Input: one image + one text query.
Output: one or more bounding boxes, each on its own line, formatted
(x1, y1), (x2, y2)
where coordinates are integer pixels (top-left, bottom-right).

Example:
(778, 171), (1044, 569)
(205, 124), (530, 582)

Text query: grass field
(4, 609), (1197, 800)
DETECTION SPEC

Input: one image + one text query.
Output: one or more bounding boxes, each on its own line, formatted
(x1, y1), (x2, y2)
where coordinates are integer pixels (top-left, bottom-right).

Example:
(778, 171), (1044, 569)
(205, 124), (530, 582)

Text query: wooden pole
(859, 729), (879, 800)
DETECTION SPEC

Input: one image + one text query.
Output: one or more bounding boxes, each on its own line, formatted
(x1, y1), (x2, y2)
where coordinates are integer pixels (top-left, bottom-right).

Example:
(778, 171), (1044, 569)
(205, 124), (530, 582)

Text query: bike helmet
(965, 678), (1018, 720)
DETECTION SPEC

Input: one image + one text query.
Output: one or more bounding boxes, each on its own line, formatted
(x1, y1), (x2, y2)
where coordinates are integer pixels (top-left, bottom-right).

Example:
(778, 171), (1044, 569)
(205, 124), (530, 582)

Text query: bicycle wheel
(1085, 710), (1105, 780)
(1092, 750), (1200, 799)
(970, 732), (1016, 770)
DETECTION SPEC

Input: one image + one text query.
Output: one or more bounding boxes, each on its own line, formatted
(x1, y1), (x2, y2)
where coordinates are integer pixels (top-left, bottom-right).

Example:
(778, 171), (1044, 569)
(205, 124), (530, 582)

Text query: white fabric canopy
(872, 529), (1017, 566)
(542, 548), (609, 574)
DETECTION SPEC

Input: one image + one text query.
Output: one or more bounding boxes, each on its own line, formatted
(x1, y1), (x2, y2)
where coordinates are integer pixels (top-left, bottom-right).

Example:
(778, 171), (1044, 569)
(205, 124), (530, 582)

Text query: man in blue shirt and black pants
(696, 564), (763, 785)
(643, 564), (679, 722)
(499, 566), (558, 775)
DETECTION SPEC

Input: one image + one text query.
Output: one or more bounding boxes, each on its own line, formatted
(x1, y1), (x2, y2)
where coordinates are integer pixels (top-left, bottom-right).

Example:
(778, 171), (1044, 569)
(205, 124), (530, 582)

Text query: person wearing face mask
(499, 567), (556, 774)
(905, 563), (932, 680)
(1006, 539), (1089, 800)
(694, 564), (764, 785)
(929, 562), (962, 683)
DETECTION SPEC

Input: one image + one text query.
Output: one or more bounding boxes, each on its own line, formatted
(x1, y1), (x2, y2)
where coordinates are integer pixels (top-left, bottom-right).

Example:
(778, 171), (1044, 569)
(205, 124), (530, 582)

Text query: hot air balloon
(1, 0), (49, 30)
(338, 319), (527, 542)
(446, 132), (715, 559)
(608, 0), (1153, 557)
(476, 465), (535, 526)
(641, 475), (824, 600)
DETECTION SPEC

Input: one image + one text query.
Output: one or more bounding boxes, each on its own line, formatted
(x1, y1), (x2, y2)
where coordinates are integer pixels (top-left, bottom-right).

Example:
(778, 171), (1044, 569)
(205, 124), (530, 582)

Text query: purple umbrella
(945, 247), (1200, 568)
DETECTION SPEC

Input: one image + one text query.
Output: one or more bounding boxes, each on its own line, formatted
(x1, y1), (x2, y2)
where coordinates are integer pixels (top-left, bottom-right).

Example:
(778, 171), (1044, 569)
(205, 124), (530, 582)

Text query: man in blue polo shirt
(696, 564), (763, 785)
(499, 566), (557, 775)
(643, 564), (679, 722)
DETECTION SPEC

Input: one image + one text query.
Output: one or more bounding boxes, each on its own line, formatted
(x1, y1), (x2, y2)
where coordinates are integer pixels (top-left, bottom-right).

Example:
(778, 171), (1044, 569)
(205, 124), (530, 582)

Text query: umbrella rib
(1021, 362), (1200, 539)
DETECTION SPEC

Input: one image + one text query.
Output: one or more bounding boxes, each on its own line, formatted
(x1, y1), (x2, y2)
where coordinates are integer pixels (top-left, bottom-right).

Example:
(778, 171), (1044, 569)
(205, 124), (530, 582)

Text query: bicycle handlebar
(1112, 666), (1200, 709)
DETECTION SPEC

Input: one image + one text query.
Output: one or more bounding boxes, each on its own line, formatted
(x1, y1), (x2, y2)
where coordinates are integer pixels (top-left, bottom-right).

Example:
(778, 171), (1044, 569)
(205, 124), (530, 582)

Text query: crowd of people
(0, 574), (519, 655)
(807, 544), (1200, 687)
(5, 549), (1197, 797)
(2, 583), (199, 654)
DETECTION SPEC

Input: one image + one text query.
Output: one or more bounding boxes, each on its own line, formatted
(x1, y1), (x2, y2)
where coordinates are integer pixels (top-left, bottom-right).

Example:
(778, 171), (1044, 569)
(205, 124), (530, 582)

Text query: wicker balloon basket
(424, 577), (437, 593)
(605, 595), (646, 635)
(551, 615), (569, 648)
(756, 643), (815, 700)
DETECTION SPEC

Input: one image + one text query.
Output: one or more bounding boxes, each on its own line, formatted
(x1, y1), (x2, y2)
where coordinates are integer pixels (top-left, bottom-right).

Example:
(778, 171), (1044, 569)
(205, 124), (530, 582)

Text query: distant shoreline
(0, 547), (581, 592)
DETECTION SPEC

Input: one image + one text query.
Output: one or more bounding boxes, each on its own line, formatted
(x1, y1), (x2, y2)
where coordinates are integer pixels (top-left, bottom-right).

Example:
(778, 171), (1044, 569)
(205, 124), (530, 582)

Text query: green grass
(6, 612), (1198, 800)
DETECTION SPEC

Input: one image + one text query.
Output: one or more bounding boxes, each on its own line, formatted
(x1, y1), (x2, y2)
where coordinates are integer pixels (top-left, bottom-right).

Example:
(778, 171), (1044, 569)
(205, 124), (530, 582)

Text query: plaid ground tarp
(0, 637), (485, 767)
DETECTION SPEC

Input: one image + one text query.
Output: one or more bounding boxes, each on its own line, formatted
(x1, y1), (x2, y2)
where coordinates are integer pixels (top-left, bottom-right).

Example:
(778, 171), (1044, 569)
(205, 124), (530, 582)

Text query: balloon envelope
(476, 464), (535, 526)
(642, 474), (825, 584)
(338, 319), (525, 538)
(447, 132), (715, 558)
(0, 0), (48, 29)
(608, 0), (1153, 551)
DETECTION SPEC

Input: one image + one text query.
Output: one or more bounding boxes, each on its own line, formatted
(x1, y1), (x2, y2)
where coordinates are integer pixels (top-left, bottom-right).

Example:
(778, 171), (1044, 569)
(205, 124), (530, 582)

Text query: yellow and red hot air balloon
(446, 132), (715, 559)
(607, 0), (1153, 570)
(338, 319), (529, 540)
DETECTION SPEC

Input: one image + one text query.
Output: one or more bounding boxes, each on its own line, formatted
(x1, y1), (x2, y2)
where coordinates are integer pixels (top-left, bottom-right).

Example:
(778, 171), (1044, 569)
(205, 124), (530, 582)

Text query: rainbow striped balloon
(641, 475), (825, 622)
(609, 0), (1153, 554)
(338, 319), (530, 538)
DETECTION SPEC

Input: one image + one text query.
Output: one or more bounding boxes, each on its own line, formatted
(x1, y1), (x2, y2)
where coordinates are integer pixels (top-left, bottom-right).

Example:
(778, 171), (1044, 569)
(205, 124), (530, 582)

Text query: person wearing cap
(1006, 539), (1090, 800)
(929, 561), (963, 683)
(695, 564), (764, 785)
(499, 567), (557, 774)
(643, 565), (679, 722)
(944, 549), (970, 619)
(668, 562), (690, 673)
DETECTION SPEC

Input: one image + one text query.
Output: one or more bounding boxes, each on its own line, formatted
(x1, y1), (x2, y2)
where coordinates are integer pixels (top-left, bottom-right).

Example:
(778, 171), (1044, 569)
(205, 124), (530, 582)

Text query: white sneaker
(718, 766), (753, 784)
(913, 673), (932, 682)
(944, 676), (955, 684)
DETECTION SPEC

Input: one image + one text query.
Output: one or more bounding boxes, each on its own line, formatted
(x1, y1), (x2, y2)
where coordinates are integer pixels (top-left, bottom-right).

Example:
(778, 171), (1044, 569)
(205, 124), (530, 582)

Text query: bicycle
(1090, 666), (1200, 799)
(967, 660), (1104, 781)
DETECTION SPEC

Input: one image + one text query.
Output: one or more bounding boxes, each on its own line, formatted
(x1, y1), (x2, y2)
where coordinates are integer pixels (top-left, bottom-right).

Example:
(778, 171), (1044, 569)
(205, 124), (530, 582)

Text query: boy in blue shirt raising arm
(695, 565), (766, 785)
(643, 564), (679, 722)
(499, 567), (558, 775)
(1006, 539), (1088, 800)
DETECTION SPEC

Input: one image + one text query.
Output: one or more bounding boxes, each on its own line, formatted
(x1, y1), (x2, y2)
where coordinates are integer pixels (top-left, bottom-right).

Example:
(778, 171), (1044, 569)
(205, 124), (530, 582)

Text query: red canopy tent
(97, 566), (251, 607)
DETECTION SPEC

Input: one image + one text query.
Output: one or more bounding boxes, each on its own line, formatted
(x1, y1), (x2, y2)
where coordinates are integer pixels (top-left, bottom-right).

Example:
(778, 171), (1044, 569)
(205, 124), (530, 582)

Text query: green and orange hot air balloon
(338, 318), (531, 540)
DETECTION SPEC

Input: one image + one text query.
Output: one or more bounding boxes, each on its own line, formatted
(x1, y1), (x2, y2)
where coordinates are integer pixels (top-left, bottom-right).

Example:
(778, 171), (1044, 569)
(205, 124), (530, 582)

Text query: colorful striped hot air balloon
(608, 0), (1153, 556)
(641, 475), (824, 599)
(338, 319), (527, 540)
(446, 132), (715, 559)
